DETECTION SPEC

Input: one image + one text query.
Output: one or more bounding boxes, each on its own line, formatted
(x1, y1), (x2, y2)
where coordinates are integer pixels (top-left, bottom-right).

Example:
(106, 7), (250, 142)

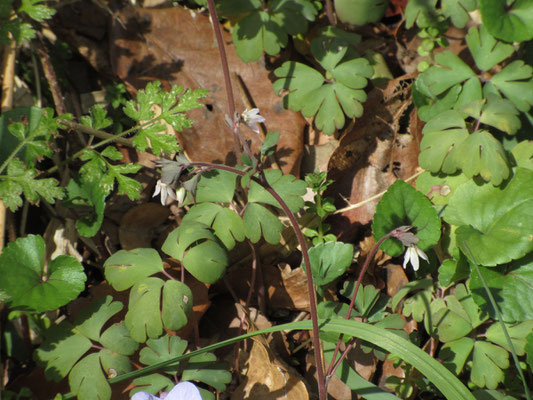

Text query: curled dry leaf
(232, 338), (309, 400)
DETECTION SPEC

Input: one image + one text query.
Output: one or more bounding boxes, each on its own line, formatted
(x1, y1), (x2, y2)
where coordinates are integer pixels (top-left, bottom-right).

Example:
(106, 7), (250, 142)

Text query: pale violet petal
(165, 382), (203, 400)
(153, 180), (162, 197)
(132, 391), (161, 400)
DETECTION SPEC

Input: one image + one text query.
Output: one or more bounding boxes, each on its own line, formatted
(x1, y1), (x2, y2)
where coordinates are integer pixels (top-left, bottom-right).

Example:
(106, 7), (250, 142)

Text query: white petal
(176, 187), (186, 204)
(132, 392), (161, 400)
(153, 180), (162, 197)
(416, 246), (429, 263)
(411, 248), (420, 271)
(166, 382), (203, 400)
(160, 185), (168, 205)
(166, 186), (177, 201)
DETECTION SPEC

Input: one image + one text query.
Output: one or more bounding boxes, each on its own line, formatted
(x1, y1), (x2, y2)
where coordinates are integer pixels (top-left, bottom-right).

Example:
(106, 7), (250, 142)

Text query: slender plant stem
(188, 162), (327, 400)
(324, 0), (336, 25)
(326, 231), (395, 379)
(60, 120), (134, 147)
(462, 242), (532, 400)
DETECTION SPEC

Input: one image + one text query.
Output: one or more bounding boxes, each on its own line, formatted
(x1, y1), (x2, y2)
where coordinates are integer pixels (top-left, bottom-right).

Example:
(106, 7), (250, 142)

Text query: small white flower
(241, 108), (266, 133)
(176, 187), (186, 205)
(403, 245), (429, 271)
(132, 381), (202, 400)
(153, 180), (177, 206)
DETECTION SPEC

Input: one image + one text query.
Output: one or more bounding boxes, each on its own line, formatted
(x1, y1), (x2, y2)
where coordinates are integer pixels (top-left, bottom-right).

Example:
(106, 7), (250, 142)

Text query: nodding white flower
(132, 381), (202, 400)
(403, 245), (429, 271)
(241, 108), (266, 133)
(176, 187), (186, 205)
(153, 180), (177, 206)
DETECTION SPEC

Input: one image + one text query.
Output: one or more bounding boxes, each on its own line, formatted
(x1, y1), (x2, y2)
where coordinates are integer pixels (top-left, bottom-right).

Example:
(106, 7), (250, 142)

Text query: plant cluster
(0, 0), (532, 399)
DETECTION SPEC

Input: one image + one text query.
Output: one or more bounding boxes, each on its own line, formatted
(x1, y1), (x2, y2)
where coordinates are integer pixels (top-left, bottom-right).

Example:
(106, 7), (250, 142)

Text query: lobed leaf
(466, 25), (515, 72)
(479, 0), (533, 42)
(243, 202), (283, 244)
(471, 341), (509, 389)
(446, 168), (533, 266)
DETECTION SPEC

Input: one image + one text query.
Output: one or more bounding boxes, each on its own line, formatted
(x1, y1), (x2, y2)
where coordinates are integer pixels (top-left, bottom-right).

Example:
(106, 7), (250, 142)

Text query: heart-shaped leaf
(372, 180), (441, 256)
(0, 234), (86, 312)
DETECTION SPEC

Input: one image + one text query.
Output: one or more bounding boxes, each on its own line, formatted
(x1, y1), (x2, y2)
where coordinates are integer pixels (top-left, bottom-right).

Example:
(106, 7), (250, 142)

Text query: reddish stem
(188, 162), (327, 400)
(325, 231), (396, 379)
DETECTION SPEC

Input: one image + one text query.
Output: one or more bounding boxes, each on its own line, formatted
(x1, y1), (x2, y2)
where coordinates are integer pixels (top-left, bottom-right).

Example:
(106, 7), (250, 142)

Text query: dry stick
(188, 162), (328, 400)
(0, 37), (17, 254)
(325, 231), (396, 381)
(334, 170), (424, 214)
(59, 119), (134, 147)
(0, 34), (17, 394)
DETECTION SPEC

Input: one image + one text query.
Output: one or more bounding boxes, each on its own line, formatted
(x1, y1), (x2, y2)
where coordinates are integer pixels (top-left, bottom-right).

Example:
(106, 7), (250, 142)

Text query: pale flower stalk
(131, 381), (202, 400)
(403, 244), (429, 271)
(153, 180), (177, 206)
(241, 108), (266, 133)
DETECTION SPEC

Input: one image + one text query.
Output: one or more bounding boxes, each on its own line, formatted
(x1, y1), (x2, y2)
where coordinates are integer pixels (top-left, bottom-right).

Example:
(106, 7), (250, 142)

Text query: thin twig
(59, 119), (134, 147)
(334, 170), (424, 214)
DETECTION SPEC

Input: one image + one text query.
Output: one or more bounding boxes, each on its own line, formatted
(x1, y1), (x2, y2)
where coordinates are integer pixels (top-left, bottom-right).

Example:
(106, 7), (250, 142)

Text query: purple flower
(132, 381), (202, 400)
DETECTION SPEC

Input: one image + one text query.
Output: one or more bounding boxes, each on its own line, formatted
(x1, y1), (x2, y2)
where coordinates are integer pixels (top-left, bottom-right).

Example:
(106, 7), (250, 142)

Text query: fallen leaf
(119, 202), (170, 249)
(327, 80), (419, 244)
(109, 5), (305, 175)
(232, 338), (309, 400)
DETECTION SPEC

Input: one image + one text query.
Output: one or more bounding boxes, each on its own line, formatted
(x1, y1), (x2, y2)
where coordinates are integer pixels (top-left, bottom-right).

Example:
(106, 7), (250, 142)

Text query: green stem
(462, 242), (532, 400)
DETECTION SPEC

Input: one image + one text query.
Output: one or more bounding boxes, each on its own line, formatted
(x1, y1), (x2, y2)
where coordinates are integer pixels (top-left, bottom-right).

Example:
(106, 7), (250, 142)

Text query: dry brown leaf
(232, 338), (309, 400)
(108, 5), (305, 175)
(327, 80), (419, 244)
(119, 203), (170, 249)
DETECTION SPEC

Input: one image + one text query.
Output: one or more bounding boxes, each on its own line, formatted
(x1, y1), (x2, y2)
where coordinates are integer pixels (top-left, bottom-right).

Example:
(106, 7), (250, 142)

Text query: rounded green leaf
(104, 248), (164, 291)
(372, 180), (441, 256)
(480, 0), (533, 42)
(334, 0), (389, 26)
(162, 221), (228, 283)
(162, 280), (193, 331)
(0, 234), (86, 312)
(446, 168), (533, 266)
(307, 241), (354, 287)
(182, 240), (228, 284)
(469, 262), (533, 322)
(195, 169), (237, 204)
